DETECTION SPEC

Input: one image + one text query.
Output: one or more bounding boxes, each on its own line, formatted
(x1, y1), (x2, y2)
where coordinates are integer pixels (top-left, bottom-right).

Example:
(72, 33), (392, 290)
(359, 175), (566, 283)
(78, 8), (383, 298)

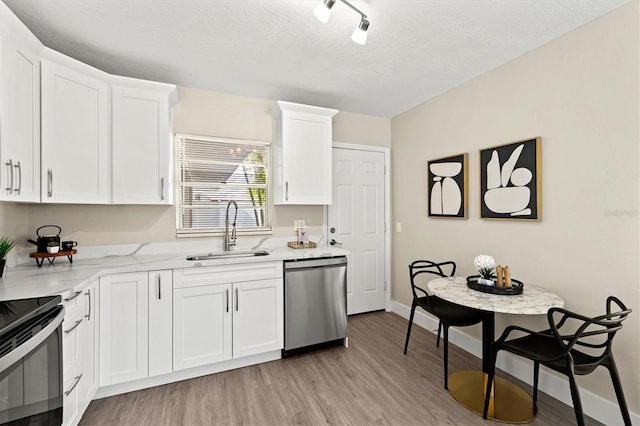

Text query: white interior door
(328, 147), (386, 315)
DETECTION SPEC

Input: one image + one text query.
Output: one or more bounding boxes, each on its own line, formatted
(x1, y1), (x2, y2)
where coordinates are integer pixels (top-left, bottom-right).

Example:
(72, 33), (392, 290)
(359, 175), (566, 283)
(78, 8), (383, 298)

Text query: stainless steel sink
(186, 249), (270, 261)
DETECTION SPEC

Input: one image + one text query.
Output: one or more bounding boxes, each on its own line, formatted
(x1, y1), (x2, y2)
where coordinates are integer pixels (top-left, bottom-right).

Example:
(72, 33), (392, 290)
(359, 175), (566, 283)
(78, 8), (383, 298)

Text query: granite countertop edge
(0, 246), (350, 301)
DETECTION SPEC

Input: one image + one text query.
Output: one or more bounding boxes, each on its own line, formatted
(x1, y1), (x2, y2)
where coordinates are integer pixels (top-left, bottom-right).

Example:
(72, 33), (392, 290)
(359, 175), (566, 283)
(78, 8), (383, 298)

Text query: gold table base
(448, 371), (535, 424)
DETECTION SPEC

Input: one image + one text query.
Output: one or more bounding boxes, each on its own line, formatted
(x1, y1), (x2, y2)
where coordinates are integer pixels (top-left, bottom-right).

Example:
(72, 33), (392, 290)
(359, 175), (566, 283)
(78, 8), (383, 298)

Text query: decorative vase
(0, 258), (5, 277)
(477, 277), (495, 286)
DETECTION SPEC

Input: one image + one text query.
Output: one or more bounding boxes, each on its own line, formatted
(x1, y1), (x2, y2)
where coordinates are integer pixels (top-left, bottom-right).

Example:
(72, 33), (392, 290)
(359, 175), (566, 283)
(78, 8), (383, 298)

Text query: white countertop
(0, 241), (349, 301)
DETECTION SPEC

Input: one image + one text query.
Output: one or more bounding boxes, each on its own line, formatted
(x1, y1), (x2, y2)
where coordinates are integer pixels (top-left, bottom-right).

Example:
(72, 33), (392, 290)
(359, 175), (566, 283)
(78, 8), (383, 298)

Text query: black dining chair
(403, 260), (484, 389)
(482, 296), (632, 426)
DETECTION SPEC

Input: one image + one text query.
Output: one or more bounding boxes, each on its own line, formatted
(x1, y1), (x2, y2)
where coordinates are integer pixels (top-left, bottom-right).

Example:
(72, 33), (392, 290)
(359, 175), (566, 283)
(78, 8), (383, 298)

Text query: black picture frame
(427, 153), (468, 218)
(479, 137), (541, 220)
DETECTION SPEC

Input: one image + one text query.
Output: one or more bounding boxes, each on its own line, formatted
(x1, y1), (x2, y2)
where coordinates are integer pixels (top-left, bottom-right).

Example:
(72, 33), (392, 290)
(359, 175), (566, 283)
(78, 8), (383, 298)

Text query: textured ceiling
(3, 0), (629, 117)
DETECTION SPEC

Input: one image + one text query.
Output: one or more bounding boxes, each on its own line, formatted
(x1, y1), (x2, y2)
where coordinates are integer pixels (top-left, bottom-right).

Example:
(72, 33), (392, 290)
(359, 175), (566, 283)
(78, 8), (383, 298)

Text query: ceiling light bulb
(314, 0), (336, 24)
(351, 18), (369, 45)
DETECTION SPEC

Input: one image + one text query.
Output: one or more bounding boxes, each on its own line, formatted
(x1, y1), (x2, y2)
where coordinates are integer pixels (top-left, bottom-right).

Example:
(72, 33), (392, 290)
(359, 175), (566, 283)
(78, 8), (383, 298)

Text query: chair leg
(607, 359), (632, 426)
(443, 325), (449, 389)
(532, 361), (540, 415)
(567, 370), (585, 426)
(436, 321), (442, 348)
(483, 349), (498, 419)
(403, 302), (417, 354)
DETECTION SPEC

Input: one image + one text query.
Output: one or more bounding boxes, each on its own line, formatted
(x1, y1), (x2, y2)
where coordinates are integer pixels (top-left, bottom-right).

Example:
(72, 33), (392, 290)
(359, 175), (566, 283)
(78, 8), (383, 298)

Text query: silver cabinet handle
(235, 288), (239, 311)
(64, 291), (82, 302)
(157, 275), (162, 300)
(85, 290), (91, 320)
(160, 177), (165, 200)
(5, 159), (13, 194)
(285, 181), (288, 202)
(64, 318), (83, 334)
(64, 374), (82, 396)
(225, 289), (229, 313)
(47, 169), (53, 197)
(14, 161), (21, 194)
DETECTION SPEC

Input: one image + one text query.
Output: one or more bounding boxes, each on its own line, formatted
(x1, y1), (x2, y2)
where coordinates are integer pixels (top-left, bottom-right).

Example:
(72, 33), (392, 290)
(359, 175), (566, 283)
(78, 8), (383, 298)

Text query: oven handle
(0, 306), (64, 372)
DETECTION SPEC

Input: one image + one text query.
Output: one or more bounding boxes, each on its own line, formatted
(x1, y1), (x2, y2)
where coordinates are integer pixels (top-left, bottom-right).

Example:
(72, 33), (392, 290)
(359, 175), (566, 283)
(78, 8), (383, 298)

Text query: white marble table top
(427, 276), (564, 315)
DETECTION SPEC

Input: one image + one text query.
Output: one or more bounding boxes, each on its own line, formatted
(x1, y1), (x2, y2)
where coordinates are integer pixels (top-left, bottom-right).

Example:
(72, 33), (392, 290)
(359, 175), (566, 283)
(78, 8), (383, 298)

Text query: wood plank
(80, 311), (600, 425)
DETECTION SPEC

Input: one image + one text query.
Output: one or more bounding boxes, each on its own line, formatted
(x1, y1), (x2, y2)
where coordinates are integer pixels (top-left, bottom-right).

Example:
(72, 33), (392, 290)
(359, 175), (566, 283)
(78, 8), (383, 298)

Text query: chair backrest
(408, 260), (456, 301)
(547, 296), (632, 360)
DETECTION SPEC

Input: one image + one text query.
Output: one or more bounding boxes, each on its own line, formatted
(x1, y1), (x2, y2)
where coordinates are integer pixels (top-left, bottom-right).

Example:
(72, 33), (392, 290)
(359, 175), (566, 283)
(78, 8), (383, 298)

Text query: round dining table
(427, 276), (564, 423)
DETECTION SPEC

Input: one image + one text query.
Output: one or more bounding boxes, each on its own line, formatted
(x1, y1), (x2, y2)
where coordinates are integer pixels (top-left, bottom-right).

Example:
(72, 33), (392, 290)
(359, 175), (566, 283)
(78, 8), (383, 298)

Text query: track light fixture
(313, 0), (370, 45)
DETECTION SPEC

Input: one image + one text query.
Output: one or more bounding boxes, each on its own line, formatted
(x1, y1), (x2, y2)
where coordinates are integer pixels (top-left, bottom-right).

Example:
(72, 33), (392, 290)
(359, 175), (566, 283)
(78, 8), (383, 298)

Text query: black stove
(0, 295), (62, 353)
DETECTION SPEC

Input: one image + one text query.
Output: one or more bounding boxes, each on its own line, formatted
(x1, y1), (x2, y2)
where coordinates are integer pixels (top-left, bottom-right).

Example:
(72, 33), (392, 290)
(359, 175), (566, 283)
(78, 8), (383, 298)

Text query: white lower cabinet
(173, 262), (283, 371)
(99, 270), (173, 386)
(148, 270), (173, 376)
(173, 284), (232, 369)
(233, 279), (282, 358)
(61, 278), (98, 426)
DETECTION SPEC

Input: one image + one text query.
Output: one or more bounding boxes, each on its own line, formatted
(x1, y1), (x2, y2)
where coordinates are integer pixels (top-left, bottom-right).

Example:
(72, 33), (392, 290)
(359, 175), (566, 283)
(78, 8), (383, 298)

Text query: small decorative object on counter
(495, 265), (504, 287)
(0, 236), (16, 277)
(287, 241), (317, 249)
(46, 241), (60, 254)
(504, 266), (512, 287)
(474, 254), (496, 285)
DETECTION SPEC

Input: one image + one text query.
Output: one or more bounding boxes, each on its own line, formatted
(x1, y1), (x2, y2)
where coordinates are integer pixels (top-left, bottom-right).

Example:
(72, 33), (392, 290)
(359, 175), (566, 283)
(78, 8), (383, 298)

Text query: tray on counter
(466, 275), (523, 295)
(287, 241), (317, 249)
(30, 250), (77, 267)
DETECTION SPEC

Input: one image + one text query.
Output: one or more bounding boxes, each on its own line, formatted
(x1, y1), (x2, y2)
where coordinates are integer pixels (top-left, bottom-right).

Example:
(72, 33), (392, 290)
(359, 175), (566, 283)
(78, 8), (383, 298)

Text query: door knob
(330, 239), (343, 246)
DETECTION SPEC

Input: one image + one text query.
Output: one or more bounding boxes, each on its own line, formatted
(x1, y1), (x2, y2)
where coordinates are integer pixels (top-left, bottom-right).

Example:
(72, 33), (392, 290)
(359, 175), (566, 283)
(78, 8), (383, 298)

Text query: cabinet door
(233, 278), (283, 358)
(99, 272), (148, 386)
(272, 101), (337, 205)
(41, 58), (110, 203)
(148, 270), (173, 377)
(78, 279), (99, 416)
(173, 284), (232, 370)
(112, 85), (172, 204)
(0, 16), (41, 202)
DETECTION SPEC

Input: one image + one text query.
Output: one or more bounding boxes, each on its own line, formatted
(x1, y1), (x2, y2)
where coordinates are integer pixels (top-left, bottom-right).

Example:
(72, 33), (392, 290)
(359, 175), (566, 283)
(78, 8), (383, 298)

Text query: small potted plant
(0, 236), (16, 277)
(47, 241), (60, 254)
(474, 254), (496, 285)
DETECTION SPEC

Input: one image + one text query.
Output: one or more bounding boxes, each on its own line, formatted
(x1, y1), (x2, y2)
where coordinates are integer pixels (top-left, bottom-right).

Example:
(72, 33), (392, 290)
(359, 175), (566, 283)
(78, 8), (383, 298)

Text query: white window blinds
(175, 134), (271, 235)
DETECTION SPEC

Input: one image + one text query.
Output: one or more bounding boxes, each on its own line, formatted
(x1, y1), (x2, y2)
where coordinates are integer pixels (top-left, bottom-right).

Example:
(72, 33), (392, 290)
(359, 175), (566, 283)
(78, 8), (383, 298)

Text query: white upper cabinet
(41, 49), (110, 204)
(272, 101), (338, 205)
(0, 3), (43, 202)
(111, 78), (178, 204)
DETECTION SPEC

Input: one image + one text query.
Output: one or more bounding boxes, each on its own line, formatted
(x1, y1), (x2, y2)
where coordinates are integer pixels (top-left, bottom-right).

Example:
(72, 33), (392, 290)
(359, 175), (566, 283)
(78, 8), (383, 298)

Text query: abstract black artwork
(480, 138), (541, 220)
(427, 153), (468, 218)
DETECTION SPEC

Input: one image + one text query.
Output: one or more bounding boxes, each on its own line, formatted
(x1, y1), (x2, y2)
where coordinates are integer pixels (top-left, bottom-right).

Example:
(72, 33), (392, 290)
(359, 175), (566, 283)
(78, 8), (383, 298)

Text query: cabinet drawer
(173, 261), (279, 288)
(62, 287), (87, 321)
(62, 312), (85, 374)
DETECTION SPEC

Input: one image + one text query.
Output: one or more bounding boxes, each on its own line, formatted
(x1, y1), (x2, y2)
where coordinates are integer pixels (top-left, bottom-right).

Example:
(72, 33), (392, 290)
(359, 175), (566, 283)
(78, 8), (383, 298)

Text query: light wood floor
(81, 311), (599, 425)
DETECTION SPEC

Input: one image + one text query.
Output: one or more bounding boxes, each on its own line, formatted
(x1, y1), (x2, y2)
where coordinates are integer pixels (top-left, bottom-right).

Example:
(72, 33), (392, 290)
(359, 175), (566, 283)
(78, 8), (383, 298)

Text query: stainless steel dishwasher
(283, 256), (347, 356)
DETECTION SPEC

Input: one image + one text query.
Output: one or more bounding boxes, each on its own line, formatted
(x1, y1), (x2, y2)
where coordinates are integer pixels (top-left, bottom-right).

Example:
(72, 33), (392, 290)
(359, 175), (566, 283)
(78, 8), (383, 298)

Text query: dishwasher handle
(284, 257), (347, 271)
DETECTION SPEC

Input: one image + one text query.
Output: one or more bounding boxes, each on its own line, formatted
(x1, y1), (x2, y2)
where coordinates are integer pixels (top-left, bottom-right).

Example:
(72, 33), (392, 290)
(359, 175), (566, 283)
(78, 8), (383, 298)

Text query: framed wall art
(427, 153), (468, 218)
(479, 137), (541, 220)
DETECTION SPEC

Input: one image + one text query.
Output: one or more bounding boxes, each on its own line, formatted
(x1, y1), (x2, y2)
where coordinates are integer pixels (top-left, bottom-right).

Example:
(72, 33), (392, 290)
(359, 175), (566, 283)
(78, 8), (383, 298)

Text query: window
(175, 134), (271, 236)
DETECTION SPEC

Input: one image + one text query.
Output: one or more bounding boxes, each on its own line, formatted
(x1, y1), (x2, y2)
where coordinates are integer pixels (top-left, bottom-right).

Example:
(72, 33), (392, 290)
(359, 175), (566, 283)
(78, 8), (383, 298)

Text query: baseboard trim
(391, 300), (639, 426)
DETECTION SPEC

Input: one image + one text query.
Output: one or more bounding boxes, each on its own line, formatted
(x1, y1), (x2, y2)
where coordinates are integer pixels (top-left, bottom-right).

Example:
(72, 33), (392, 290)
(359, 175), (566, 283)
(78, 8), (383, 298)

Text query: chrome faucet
(224, 200), (238, 251)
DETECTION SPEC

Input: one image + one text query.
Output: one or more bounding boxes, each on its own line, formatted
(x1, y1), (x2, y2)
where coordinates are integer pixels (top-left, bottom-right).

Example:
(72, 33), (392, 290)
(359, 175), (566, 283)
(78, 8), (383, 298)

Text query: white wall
(23, 88), (390, 246)
(391, 1), (639, 414)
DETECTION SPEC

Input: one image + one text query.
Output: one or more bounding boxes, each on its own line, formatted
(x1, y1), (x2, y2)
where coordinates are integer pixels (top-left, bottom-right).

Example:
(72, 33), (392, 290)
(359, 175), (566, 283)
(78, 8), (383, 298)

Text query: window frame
(174, 133), (272, 238)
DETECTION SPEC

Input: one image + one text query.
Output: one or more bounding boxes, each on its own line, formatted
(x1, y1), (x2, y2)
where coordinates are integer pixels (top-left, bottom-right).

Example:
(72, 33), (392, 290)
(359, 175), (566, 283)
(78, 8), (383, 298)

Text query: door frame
(324, 142), (392, 312)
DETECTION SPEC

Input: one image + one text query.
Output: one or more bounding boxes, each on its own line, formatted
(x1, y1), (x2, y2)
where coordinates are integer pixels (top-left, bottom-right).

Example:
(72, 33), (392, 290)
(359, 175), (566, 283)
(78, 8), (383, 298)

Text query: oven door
(0, 305), (64, 425)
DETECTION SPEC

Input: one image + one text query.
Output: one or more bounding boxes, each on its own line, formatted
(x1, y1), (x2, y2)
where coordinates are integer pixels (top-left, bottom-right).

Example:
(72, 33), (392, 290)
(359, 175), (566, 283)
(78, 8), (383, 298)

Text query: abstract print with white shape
(480, 138), (540, 220)
(484, 144), (533, 216)
(430, 162), (462, 215)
